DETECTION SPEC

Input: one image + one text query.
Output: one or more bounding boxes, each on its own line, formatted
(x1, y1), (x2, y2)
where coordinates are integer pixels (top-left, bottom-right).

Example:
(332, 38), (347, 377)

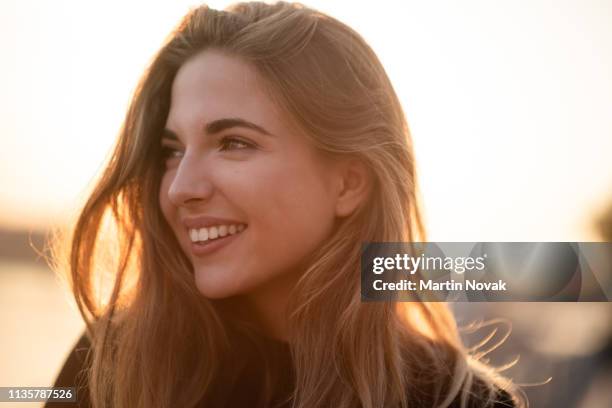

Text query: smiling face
(159, 49), (342, 301)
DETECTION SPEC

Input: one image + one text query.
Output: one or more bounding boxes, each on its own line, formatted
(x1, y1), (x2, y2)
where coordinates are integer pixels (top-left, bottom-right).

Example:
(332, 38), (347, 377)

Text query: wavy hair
(51, 2), (525, 407)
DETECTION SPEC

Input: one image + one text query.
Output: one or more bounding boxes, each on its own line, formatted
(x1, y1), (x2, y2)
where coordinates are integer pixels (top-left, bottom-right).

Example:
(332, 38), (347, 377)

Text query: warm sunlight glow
(1, 0), (611, 241)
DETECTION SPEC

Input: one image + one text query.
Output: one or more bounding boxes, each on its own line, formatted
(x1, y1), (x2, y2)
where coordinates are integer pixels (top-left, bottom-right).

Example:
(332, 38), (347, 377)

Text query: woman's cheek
(158, 173), (174, 220)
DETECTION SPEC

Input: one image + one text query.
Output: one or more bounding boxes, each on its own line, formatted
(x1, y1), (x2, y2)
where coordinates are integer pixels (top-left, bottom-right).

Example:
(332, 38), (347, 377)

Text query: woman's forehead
(166, 50), (279, 132)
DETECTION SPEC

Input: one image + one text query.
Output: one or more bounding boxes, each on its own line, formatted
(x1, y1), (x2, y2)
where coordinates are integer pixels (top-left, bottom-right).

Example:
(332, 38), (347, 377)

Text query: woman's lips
(189, 226), (246, 257)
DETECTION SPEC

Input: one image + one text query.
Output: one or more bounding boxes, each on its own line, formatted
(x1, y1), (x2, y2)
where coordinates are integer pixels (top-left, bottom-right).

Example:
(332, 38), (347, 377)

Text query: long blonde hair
(52, 2), (524, 407)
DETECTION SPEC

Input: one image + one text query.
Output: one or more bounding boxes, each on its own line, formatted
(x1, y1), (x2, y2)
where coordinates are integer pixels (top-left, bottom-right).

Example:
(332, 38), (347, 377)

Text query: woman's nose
(167, 153), (214, 207)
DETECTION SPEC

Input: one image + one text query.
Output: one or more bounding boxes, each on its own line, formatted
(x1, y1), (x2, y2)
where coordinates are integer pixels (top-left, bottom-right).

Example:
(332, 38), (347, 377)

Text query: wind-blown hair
(51, 2), (524, 407)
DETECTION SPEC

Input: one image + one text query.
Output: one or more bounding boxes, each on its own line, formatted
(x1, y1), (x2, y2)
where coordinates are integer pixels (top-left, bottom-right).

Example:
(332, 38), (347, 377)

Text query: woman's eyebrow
(206, 118), (274, 136)
(162, 117), (274, 140)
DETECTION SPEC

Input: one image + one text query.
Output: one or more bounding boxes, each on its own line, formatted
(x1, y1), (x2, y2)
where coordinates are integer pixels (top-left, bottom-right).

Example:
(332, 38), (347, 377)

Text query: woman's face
(159, 49), (341, 300)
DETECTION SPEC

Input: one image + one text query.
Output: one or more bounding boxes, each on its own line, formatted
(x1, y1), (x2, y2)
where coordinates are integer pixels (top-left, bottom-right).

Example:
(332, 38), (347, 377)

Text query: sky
(1, 0), (611, 241)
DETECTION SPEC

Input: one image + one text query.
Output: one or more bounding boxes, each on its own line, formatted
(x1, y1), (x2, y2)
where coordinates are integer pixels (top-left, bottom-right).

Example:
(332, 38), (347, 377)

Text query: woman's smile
(181, 214), (248, 257)
(188, 223), (247, 257)
(188, 223), (246, 244)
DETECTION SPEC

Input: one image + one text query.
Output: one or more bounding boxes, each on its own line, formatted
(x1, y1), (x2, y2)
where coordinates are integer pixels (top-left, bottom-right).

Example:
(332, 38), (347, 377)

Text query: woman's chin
(193, 269), (246, 299)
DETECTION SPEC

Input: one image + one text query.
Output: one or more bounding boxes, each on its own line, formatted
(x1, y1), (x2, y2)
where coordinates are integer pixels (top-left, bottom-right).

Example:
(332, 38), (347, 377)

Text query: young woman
(48, 2), (524, 407)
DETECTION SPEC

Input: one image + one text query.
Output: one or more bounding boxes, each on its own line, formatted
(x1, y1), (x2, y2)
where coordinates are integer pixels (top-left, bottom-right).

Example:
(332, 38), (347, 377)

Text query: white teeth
(209, 226), (219, 239)
(189, 223), (246, 243)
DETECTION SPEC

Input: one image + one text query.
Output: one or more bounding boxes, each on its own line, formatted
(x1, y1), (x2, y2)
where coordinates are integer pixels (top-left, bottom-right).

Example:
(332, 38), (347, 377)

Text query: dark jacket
(46, 332), (516, 407)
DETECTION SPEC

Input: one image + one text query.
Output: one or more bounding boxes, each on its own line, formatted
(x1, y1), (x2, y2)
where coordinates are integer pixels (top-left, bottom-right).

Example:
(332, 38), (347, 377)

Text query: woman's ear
(334, 158), (372, 218)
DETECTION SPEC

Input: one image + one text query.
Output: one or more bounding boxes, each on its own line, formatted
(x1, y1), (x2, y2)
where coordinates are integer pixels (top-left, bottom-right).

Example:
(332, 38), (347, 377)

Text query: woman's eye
(219, 136), (256, 152)
(161, 146), (184, 160)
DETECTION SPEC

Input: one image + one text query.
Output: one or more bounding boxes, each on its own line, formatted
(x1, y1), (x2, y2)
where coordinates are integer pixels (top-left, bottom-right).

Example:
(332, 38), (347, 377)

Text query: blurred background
(1, 0), (610, 406)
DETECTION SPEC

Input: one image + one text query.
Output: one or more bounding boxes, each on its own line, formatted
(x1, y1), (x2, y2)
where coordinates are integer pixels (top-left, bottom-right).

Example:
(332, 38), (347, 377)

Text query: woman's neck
(222, 269), (300, 342)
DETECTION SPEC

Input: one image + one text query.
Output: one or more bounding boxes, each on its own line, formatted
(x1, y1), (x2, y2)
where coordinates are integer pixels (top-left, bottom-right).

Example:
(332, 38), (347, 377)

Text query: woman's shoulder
(402, 339), (518, 407)
(45, 332), (92, 407)
(447, 378), (517, 408)
(450, 390), (516, 408)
